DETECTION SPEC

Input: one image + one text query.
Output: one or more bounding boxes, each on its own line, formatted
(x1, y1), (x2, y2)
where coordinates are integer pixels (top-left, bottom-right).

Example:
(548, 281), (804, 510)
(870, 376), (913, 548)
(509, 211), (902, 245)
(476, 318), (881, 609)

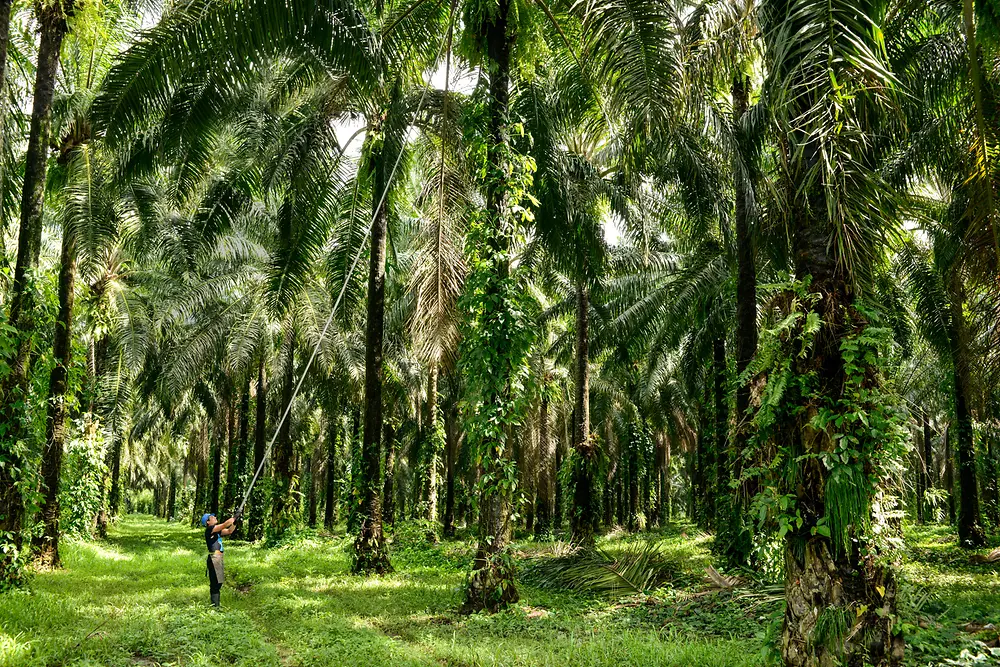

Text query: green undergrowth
(0, 515), (763, 667)
(5, 518), (993, 666)
(900, 524), (1000, 666)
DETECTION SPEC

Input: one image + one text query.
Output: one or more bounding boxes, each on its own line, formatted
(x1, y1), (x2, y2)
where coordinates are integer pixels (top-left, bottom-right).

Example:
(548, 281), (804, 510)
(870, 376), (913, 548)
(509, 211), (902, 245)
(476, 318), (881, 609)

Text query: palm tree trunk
(306, 452), (317, 528)
(923, 413), (933, 521)
(534, 394), (553, 537)
(210, 416), (223, 516)
(32, 221), (78, 566)
(425, 365), (439, 521)
(248, 358), (267, 541)
(463, 0), (520, 611)
(233, 382), (250, 538)
(947, 271), (985, 546)
(271, 328), (295, 536)
(167, 469), (177, 521)
(324, 393), (340, 530)
(0, 0), (73, 584)
(781, 207), (902, 666)
(382, 422), (396, 527)
(945, 423), (956, 525)
(915, 422), (925, 525)
(443, 405), (457, 537)
(223, 393), (238, 515)
(352, 142), (391, 575)
(554, 412), (564, 530)
(571, 282), (596, 545)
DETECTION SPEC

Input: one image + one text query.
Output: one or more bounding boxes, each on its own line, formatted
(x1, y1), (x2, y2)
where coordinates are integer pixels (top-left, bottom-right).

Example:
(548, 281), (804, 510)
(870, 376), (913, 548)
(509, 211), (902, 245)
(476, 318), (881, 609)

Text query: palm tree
(760, 0), (907, 660)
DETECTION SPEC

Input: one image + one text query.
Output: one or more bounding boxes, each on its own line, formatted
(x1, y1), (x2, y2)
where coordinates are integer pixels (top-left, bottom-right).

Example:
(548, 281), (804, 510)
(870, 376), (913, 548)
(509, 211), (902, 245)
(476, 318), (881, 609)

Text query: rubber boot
(211, 591), (220, 607)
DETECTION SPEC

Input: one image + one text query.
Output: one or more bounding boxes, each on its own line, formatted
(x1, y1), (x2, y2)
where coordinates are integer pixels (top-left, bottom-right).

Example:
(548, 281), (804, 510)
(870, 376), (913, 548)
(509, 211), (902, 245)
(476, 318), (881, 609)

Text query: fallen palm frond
(521, 539), (683, 596)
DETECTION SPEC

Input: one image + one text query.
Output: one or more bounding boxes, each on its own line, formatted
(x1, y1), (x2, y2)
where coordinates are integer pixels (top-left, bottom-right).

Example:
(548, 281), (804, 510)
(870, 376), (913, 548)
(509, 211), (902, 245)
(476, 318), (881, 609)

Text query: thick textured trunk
(353, 142), (391, 575)
(571, 283), (596, 545)
(271, 331), (295, 535)
(781, 198), (902, 666)
(0, 2), (72, 583)
(248, 359), (268, 541)
(534, 395), (553, 537)
(324, 395), (339, 530)
(32, 222), (77, 565)
(947, 273), (985, 547)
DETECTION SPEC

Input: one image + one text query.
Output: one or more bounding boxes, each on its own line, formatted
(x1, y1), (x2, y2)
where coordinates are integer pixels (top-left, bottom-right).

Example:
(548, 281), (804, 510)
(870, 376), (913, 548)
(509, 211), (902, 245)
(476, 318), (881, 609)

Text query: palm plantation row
(1, 0), (999, 664)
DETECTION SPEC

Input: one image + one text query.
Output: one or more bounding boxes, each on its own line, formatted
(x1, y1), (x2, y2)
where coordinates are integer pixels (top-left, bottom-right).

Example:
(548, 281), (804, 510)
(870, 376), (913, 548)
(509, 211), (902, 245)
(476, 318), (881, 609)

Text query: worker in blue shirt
(201, 512), (238, 607)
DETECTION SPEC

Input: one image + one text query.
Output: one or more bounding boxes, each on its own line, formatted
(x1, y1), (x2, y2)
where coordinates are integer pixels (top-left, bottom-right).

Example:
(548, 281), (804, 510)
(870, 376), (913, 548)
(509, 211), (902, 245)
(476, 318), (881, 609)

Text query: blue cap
(201, 513), (215, 526)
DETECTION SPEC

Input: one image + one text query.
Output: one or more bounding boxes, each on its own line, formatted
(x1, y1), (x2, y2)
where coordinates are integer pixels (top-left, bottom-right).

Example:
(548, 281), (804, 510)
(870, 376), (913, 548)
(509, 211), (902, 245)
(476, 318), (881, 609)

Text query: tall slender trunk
(923, 413), (933, 521)
(986, 433), (999, 529)
(945, 423), (956, 525)
(463, 0), (519, 611)
(271, 329), (295, 536)
(570, 283), (596, 545)
(382, 422), (396, 527)
(444, 402), (457, 537)
(166, 469), (177, 521)
(223, 391), (238, 515)
(32, 221), (78, 565)
(915, 421), (925, 525)
(247, 359), (268, 540)
(726, 71), (757, 565)
(534, 394), (553, 537)
(233, 382), (250, 538)
(948, 272), (985, 546)
(307, 451), (318, 528)
(210, 416), (223, 516)
(0, 0), (74, 584)
(554, 411), (565, 530)
(713, 336), (729, 496)
(109, 433), (123, 518)
(0, 0), (12, 246)
(424, 365), (439, 521)
(324, 393), (340, 530)
(353, 140), (391, 575)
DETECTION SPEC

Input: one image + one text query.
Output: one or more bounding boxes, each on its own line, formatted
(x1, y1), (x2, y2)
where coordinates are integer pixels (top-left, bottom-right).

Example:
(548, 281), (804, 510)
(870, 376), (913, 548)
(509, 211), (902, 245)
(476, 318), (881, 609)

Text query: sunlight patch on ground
(72, 541), (133, 562)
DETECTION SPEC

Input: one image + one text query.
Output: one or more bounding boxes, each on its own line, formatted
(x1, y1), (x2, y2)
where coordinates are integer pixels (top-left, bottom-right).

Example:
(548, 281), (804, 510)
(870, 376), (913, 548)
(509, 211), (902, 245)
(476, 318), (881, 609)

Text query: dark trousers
(207, 552), (224, 606)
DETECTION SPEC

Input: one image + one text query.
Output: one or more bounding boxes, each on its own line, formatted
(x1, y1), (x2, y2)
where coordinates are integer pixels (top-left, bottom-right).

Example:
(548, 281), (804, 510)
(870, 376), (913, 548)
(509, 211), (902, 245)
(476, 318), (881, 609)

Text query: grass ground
(0, 516), (996, 666)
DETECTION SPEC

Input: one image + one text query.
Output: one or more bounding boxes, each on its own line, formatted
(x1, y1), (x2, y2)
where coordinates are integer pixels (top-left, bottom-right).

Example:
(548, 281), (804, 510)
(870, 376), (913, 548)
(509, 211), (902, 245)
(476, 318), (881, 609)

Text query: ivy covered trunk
(33, 220), (78, 566)
(780, 219), (903, 667)
(947, 271), (985, 547)
(247, 358), (267, 541)
(423, 365), (440, 521)
(0, 0), (73, 587)
(352, 139), (391, 575)
(570, 283), (597, 545)
(461, 0), (530, 611)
